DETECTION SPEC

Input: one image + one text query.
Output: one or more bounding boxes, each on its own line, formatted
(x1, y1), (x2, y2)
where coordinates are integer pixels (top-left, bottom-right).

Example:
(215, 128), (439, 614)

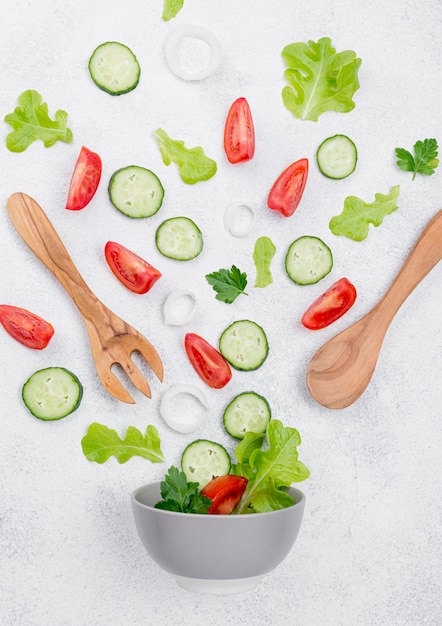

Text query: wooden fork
(7, 192), (164, 404)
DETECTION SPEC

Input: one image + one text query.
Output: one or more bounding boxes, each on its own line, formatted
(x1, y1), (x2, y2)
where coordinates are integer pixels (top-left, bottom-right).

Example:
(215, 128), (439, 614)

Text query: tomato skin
(268, 158), (309, 217)
(302, 277), (357, 330)
(184, 333), (232, 389)
(201, 475), (248, 515)
(0, 305), (54, 350)
(223, 97), (255, 164)
(104, 241), (162, 294)
(66, 146), (102, 211)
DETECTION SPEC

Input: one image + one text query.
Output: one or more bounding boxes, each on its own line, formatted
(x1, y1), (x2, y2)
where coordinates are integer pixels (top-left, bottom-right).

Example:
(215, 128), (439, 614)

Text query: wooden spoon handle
(374, 210), (442, 323)
(7, 192), (102, 316)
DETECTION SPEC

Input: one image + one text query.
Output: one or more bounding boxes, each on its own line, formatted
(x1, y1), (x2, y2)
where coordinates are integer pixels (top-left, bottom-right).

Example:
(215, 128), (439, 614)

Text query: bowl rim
(131, 480), (306, 519)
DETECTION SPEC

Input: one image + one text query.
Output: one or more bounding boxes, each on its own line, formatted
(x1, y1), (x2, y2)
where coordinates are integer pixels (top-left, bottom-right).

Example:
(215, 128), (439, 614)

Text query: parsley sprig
(395, 138), (439, 180)
(205, 265), (248, 304)
(154, 466), (211, 514)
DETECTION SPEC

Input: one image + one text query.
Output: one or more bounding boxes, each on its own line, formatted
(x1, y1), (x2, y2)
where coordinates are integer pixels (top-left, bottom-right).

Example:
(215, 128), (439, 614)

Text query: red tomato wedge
(268, 158), (309, 217)
(66, 146), (102, 211)
(104, 241), (162, 294)
(223, 97), (255, 164)
(201, 475), (248, 515)
(0, 305), (54, 350)
(184, 333), (232, 389)
(302, 277), (357, 330)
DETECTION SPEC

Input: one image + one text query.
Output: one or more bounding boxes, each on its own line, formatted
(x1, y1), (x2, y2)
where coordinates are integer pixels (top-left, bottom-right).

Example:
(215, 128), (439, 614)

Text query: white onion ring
(160, 384), (209, 433)
(163, 289), (198, 326)
(223, 201), (258, 237)
(164, 24), (222, 81)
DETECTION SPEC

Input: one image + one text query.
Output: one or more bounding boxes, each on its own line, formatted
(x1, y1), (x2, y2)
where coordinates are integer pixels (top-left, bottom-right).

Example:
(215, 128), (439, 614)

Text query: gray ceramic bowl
(131, 481), (306, 594)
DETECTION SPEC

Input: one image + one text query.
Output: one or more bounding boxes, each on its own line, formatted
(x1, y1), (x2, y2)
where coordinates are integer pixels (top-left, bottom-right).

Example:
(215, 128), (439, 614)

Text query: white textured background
(1, 1), (441, 624)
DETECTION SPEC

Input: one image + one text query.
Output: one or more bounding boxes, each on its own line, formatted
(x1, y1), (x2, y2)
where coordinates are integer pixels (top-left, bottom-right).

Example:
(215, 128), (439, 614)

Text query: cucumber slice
(22, 367), (83, 421)
(285, 236), (333, 285)
(316, 134), (357, 179)
(219, 320), (268, 371)
(156, 217), (203, 260)
(181, 439), (231, 489)
(223, 391), (271, 439)
(88, 41), (140, 95)
(109, 166), (164, 218)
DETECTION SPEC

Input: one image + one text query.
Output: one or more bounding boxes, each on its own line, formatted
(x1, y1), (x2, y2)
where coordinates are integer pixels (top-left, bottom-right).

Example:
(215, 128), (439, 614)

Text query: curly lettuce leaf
(81, 422), (164, 464)
(253, 236), (276, 287)
(233, 420), (310, 514)
(282, 37), (361, 122)
(329, 185), (400, 241)
(162, 0), (184, 21)
(4, 89), (73, 152)
(154, 127), (217, 184)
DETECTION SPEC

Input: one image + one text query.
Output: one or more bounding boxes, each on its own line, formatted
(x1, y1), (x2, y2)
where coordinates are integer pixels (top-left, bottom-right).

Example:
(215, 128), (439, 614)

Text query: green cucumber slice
(22, 367), (83, 420)
(88, 42), (140, 95)
(316, 134), (357, 179)
(109, 166), (164, 218)
(223, 391), (271, 439)
(155, 216), (203, 260)
(181, 439), (231, 489)
(219, 319), (268, 371)
(285, 236), (333, 285)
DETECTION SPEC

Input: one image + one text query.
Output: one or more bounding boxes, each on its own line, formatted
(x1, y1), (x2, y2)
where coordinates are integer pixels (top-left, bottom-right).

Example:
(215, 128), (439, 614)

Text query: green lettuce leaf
(329, 185), (400, 241)
(4, 89), (73, 152)
(162, 0), (184, 21)
(253, 236), (276, 287)
(281, 37), (362, 122)
(81, 422), (164, 464)
(233, 420), (310, 514)
(154, 127), (217, 184)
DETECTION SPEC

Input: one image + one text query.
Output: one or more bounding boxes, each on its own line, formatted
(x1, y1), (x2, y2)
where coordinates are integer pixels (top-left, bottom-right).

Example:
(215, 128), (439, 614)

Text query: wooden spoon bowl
(306, 210), (442, 409)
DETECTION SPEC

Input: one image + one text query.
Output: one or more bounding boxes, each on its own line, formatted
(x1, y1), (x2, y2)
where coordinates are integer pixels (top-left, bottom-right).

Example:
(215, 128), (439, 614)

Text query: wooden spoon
(306, 210), (442, 409)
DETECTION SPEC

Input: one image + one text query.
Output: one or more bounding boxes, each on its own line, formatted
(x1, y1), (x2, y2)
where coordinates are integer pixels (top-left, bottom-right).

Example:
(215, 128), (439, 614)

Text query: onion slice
(160, 384), (209, 433)
(164, 24), (222, 81)
(223, 201), (258, 237)
(163, 289), (198, 326)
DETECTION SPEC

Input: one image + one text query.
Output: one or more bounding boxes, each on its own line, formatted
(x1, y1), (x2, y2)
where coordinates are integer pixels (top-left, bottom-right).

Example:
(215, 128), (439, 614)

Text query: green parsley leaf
(162, 0), (184, 21)
(282, 37), (361, 122)
(4, 89), (73, 152)
(154, 128), (217, 184)
(395, 138), (439, 180)
(329, 185), (400, 241)
(155, 466), (212, 513)
(205, 265), (248, 303)
(81, 423), (164, 464)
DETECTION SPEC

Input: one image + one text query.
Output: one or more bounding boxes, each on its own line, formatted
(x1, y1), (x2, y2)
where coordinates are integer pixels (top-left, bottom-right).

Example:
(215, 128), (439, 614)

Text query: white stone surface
(1, 1), (441, 624)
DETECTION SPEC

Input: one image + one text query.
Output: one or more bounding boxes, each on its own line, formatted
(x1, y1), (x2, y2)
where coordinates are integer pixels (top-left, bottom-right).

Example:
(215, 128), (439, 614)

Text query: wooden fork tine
(98, 367), (137, 404)
(120, 357), (152, 400)
(132, 335), (164, 382)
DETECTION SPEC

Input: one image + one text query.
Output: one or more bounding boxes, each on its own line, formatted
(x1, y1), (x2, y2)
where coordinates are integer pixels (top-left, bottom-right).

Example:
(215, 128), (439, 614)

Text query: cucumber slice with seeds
(223, 391), (271, 439)
(156, 216), (203, 260)
(285, 236), (333, 285)
(219, 319), (268, 371)
(109, 166), (164, 218)
(22, 367), (83, 421)
(88, 41), (140, 95)
(316, 134), (357, 179)
(181, 439), (231, 489)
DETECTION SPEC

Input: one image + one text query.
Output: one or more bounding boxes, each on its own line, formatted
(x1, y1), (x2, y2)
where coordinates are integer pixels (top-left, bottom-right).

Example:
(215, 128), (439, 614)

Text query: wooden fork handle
(374, 210), (442, 323)
(7, 192), (103, 317)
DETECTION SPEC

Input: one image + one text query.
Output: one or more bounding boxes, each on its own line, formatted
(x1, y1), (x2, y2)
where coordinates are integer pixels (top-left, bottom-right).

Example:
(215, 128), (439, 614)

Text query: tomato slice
(66, 146), (102, 211)
(184, 333), (232, 389)
(0, 305), (54, 350)
(201, 475), (248, 515)
(302, 277), (357, 330)
(104, 241), (162, 294)
(268, 158), (309, 217)
(223, 97), (255, 164)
